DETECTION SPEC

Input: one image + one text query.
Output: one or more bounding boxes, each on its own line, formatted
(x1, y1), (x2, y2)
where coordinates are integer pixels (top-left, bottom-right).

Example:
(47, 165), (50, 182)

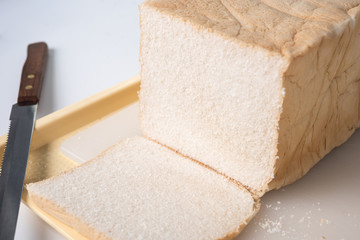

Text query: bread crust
(141, 0), (360, 60)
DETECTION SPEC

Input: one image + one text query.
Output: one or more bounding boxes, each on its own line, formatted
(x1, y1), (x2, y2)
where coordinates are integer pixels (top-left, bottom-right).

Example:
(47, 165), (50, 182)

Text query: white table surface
(0, 0), (143, 239)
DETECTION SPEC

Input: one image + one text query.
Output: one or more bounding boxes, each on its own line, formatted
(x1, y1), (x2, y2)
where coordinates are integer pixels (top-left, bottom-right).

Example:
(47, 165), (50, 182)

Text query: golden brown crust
(141, 0), (360, 59)
(271, 5), (360, 189)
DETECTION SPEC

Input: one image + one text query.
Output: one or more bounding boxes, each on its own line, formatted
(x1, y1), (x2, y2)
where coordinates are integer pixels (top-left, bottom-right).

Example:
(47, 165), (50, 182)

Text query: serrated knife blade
(0, 42), (48, 240)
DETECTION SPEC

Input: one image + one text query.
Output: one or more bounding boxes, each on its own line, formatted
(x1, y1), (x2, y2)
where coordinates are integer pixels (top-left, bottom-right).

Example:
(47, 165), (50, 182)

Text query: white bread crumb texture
(140, 3), (287, 193)
(140, 0), (360, 192)
(27, 137), (257, 240)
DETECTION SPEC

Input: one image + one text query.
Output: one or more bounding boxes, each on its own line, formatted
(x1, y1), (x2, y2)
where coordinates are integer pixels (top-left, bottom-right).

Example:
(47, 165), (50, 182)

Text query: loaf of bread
(27, 0), (360, 239)
(27, 137), (259, 240)
(139, 0), (360, 196)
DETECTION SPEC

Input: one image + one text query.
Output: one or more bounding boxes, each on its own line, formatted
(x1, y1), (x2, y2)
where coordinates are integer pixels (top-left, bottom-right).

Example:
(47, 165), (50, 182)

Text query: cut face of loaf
(27, 137), (258, 240)
(139, 0), (360, 195)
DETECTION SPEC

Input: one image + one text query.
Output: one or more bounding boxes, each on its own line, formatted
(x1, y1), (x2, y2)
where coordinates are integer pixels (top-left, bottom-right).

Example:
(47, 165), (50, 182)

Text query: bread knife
(0, 42), (48, 240)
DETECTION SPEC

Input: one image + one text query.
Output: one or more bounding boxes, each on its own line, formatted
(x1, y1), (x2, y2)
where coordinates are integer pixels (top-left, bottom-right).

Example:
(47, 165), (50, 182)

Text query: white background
(0, 0), (143, 239)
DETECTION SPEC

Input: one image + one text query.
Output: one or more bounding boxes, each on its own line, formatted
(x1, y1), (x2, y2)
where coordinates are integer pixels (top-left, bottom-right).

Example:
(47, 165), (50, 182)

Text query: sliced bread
(27, 137), (258, 240)
(139, 0), (360, 196)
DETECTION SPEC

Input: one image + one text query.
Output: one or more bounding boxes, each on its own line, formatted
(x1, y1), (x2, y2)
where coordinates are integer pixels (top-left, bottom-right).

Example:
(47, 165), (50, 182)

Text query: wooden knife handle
(18, 42), (48, 105)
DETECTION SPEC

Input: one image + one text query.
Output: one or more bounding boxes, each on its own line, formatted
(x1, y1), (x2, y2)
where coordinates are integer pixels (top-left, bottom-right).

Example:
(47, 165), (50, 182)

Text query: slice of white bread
(139, 0), (360, 196)
(27, 137), (259, 240)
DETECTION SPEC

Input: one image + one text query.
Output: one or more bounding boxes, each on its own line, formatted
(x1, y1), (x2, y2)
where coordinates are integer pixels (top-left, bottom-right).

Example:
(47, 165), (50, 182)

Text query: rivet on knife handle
(18, 42), (48, 106)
